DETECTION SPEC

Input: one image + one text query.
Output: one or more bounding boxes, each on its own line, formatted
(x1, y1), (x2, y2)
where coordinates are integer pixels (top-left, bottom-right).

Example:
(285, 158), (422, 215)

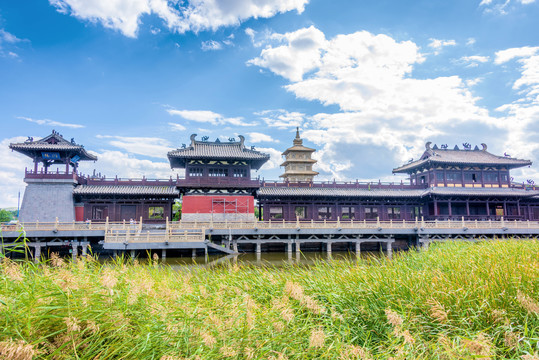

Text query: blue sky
(1, 0), (538, 207)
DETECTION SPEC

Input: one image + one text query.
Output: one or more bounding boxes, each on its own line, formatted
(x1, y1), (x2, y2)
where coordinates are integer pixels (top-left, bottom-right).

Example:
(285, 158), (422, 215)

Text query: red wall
(183, 195), (254, 214)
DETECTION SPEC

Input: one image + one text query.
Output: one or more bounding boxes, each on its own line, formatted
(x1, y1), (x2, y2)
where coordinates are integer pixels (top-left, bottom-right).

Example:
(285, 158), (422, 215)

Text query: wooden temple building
(8, 130), (539, 224)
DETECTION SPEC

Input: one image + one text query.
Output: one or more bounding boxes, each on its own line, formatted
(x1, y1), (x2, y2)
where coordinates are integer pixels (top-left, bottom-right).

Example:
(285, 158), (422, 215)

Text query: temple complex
(8, 130), (539, 224)
(279, 127), (319, 182)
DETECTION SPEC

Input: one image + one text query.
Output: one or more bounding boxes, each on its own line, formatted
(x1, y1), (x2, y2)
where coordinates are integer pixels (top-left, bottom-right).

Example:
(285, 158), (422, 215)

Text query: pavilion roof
(258, 185), (539, 198)
(167, 134), (270, 169)
(393, 142), (531, 173)
(74, 185), (179, 196)
(9, 130), (97, 161)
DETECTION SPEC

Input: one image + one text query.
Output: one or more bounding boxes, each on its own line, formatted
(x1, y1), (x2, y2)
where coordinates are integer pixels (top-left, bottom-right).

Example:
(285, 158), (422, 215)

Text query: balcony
(178, 176), (261, 188)
(260, 179), (428, 190)
(24, 168), (79, 181)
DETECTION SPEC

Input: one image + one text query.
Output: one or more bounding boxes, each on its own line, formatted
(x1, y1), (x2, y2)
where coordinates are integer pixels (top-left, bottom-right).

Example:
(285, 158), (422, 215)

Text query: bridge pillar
(161, 249), (167, 259)
(355, 241), (361, 256)
(192, 248), (197, 258)
(72, 243), (78, 261)
(34, 245), (42, 263)
(327, 241), (332, 254)
(255, 242), (262, 254)
(112, 250), (117, 259)
(287, 241), (293, 253)
(81, 243), (88, 257)
(232, 240), (238, 253)
(387, 241), (393, 259)
(130, 250), (135, 259)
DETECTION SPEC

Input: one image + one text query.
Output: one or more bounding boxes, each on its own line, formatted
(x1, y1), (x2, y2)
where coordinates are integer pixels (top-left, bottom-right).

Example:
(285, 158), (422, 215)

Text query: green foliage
(172, 200), (181, 221)
(0, 241), (538, 359)
(0, 209), (12, 223)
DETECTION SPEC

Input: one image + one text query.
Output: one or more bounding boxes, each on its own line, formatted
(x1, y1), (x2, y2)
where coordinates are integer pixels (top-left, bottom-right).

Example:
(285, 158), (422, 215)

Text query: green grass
(1, 240), (538, 359)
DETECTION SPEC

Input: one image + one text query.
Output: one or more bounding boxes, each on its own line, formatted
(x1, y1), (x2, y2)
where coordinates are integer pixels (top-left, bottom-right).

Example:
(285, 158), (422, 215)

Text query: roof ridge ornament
(239, 135), (245, 150)
(425, 142), (432, 150)
(190, 134), (197, 147)
(481, 143), (487, 151)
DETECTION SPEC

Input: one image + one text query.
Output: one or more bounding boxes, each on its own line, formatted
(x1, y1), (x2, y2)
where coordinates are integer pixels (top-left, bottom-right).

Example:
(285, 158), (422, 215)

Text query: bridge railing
(3, 217), (539, 235)
(104, 229), (204, 243)
(170, 217), (539, 230)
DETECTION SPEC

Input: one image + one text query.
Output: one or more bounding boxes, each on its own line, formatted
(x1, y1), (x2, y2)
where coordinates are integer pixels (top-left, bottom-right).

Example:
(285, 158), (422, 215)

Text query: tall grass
(1, 240), (538, 359)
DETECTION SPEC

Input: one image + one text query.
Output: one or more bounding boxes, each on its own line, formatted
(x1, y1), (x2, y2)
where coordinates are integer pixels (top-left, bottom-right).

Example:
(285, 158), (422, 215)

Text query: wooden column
(466, 200), (470, 217)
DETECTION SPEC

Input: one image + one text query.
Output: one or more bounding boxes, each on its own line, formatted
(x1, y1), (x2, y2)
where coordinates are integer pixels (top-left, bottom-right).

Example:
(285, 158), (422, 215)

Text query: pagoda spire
(293, 127), (303, 146)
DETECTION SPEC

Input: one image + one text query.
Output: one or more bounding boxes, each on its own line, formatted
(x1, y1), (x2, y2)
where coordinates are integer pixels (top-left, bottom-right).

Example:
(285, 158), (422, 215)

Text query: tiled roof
(74, 185), (179, 196)
(258, 187), (425, 198)
(168, 134), (270, 169)
(428, 187), (539, 197)
(393, 143), (531, 173)
(9, 131), (97, 161)
(258, 186), (539, 198)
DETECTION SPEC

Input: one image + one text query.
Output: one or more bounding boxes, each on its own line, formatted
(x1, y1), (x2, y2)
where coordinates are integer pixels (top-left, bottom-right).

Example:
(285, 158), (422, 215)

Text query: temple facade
(9, 130), (539, 224)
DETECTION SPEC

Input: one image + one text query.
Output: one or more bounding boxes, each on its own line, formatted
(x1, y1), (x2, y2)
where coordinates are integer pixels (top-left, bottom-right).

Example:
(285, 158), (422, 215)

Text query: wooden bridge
(1, 217), (538, 262)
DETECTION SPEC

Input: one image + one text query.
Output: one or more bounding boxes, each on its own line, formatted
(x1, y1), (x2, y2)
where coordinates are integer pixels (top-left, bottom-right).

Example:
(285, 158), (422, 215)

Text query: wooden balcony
(177, 177), (261, 188)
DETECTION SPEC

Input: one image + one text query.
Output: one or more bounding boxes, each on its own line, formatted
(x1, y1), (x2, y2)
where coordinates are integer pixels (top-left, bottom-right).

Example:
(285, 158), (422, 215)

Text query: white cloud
(247, 132), (279, 143)
(459, 55), (490, 67)
(248, 26), (538, 181)
(17, 116), (85, 129)
(0, 137), (30, 208)
(201, 40), (223, 51)
(96, 135), (173, 158)
(494, 46), (539, 64)
(49, 0), (309, 38)
(77, 150), (179, 179)
(255, 109), (305, 129)
(0, 29), (22, 44)
(168, 122), (187, 131)
(466, 38), (476, 46)
(479, 0), (536, 14)
(255, 147), (282, 171)
(167, 109), (257, 126)
(428, 38), (457, 55)
(0, 29), (27, 58)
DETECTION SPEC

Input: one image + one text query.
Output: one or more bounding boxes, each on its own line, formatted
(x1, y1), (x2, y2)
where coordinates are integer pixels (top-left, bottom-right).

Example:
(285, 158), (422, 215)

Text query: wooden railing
(105, 229), (204, 243)
(3, 216), (539, 235)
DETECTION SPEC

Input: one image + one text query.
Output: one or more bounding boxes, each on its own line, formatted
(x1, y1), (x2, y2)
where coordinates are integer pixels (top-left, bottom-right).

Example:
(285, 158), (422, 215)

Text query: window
(209, 168), (228, 177)
(149, 206), (164, 219)
(412, 206), (423, 218)
(233, 169), (247, 177)
(92, 206), (108, 220)
(484, 173), (499, 183)
(295, 206), (306, 219)
(341, 206), (355, 220)
(436, 172), (444, 182)
(464, 172), (479, 183)
(188, 167), (203, 177)
(533, 208), (539, 220)
(501, 173), (509, 183)
(387, 207), (401, 220)
(269, 207), (283, 219)
(318, 206), (332, 220)
(364, 207), (378, 220)
(446, 172), (461, 183)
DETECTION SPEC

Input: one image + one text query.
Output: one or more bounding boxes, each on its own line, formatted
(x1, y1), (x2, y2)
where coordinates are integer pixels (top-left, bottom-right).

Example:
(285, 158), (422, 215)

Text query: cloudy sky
(1, 0), (539, 207)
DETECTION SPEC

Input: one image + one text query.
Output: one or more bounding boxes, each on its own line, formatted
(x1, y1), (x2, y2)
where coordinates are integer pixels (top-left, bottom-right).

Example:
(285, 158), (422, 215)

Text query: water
(156, 251), (383, 270)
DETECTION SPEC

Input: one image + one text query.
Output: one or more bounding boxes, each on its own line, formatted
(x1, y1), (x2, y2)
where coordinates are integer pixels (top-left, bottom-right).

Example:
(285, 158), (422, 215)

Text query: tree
(0, 209), (12, 223)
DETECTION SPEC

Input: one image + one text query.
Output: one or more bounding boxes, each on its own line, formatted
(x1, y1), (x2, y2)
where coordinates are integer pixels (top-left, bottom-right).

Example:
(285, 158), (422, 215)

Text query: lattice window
(233, 169), (247, 177)
(189, 167), (204, 177)
(209, 168), (228, 177)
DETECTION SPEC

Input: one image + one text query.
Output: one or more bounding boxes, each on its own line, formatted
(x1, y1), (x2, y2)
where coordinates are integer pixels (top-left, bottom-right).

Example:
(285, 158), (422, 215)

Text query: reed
(1, 240), (538, 359)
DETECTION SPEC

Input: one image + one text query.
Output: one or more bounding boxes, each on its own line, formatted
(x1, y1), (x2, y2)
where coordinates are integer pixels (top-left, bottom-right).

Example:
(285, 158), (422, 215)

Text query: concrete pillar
(81, 243), (88, 257)
(192, 248), (197, 257)
(34, 245), (42, 264)
(256, 242), (262, 254)
(256, 251), (261, 263)
(327, 241), (332, 254)
(287, 241), (293, 253)
(296, 241), (301, 253)
(387, 241), (393, 259)
(355, 241), (361, 255)
(130, 250), (135, 259)
(232, 240), (238, 253)
(161, 248), (167, 259)
(112, 250), (117, 259)
(72, 243), (78, 261)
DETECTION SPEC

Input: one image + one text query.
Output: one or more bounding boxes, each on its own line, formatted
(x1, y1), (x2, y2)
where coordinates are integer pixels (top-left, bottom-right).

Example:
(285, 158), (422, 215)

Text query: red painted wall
(182, 195), (254, 214)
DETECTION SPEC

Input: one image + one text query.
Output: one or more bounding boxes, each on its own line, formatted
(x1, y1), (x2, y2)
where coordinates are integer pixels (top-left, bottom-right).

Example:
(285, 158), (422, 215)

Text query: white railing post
(166, 216), (169, 233)
(351, 219), (353, 228)
(36, 220), (39, 230)
(337, 216), (340, 227)
(390, 219), (393, 228)
(527, 220), (530, 229)
(105, 216), (109, 232)
(501, 216), (505, 228)
(296, 216), (300, 228)
(139, 217), (143, 231)
(421, 216), (425, 228)
(122, 219), (126, 230)
(462, 216), (465, 228)
(475, 219), (478, 228)
(88, 220), (92, 230)
(402, 219), (405, 228)
(324, 218), (327, 227)
(55, 217), (59, 231)
(376, 216), (380, 228)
